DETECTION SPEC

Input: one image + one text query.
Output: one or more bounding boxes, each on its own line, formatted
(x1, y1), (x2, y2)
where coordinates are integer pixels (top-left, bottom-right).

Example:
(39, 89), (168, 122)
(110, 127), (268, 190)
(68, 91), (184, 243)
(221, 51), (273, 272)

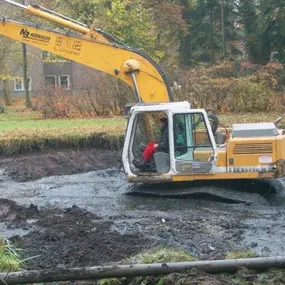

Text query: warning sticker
(259, 155), (273, 164)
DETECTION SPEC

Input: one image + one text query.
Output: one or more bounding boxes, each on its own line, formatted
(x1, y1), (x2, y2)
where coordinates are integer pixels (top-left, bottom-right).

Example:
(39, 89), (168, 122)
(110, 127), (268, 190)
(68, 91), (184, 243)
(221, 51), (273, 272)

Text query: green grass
(0, 105), (281, 131)
(0, 114), (126, 132)
(0, 239), (21, 272)
(0, 108), (126, 155)
(219, 112), (282, 127)
(0, 107), (282, 156)
(126, 247), (196, 264)
(225, 250), (257, 260)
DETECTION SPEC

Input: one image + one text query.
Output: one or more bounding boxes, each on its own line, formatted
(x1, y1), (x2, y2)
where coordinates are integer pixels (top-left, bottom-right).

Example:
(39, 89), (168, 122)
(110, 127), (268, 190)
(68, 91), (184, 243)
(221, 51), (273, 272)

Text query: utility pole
(221, 0), (226, 60)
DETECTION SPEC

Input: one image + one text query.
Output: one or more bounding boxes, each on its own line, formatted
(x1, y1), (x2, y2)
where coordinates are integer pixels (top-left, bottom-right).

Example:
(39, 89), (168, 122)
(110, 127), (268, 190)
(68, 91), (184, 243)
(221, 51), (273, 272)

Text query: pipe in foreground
(1, 256), (285, 284)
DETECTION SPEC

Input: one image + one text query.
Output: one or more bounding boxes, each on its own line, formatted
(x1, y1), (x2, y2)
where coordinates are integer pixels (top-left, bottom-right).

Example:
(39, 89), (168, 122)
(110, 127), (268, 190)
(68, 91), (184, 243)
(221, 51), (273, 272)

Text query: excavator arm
(4, 0), (122, 44)
(0, 1), (172, 103)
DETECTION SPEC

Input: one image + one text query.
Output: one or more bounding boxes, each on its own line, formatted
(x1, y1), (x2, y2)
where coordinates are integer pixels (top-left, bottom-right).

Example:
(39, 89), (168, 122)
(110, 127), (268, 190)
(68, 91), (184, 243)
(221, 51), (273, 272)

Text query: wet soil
(0, 148), (121, 182)
(2, 200), (150, 270)
(1, 150), (285, 272)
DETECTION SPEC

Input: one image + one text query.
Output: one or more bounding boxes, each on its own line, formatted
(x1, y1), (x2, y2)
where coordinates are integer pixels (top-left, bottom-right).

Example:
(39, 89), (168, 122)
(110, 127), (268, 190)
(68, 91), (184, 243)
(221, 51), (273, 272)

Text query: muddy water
(1, 168), (285, 258)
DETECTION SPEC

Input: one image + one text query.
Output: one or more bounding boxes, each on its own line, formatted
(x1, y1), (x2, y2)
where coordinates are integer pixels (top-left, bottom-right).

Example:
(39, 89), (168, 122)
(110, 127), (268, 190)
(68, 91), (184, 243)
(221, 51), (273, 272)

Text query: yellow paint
(0, 19), (169, 103)
(276, 134), (285, 160)
(226, 137), (276, 167)
(171, 171), (275, 182)
(216, 148), (227, 167)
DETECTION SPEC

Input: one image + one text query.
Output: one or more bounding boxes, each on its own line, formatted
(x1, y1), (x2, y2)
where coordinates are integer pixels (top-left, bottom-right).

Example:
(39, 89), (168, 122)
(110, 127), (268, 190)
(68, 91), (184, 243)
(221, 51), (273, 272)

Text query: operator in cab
(133, 117), (169, 169)
(156, 117), (169, 152)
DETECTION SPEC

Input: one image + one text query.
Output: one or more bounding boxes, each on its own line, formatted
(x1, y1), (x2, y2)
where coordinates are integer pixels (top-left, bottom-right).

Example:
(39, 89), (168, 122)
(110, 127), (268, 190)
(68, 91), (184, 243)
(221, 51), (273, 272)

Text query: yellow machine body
(1, 1), (285, 185)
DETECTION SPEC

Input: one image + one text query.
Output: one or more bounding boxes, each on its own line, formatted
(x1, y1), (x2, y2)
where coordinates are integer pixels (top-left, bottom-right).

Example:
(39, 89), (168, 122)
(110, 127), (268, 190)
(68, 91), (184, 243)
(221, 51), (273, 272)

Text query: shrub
(34, 74), (134, 119)
(173, 63), (280, 112)
(229, 80), (274, 112)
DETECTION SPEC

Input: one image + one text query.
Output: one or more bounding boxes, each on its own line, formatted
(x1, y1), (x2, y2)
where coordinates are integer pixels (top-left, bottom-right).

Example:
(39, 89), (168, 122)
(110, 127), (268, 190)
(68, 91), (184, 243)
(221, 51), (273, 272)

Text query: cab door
(173, 111), (217, 174)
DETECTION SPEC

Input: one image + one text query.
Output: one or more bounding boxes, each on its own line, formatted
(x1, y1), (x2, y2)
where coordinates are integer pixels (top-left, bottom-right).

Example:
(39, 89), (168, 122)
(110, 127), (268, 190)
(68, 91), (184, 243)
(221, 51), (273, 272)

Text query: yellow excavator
(1, 0), (285, 186)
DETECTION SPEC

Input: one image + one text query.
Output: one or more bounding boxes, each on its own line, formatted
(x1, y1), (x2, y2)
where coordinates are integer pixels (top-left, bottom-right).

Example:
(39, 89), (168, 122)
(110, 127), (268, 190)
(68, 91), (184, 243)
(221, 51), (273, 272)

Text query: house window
(59, 75), (70, 90)
(14, 77), (32, 91)
(44, 75), (57, 88)
(14, 78), (23, 91)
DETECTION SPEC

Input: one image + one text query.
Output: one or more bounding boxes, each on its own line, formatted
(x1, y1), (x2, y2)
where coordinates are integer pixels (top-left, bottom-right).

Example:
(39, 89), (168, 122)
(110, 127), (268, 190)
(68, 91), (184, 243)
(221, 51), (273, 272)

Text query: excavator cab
(122, 102), (218, 182)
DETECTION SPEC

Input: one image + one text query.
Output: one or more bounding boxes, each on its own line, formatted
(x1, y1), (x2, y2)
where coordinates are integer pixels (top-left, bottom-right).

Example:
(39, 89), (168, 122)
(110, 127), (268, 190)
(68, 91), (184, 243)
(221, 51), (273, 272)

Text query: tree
(177, 0), (241, 66)
(0, 38), (20, 106)
(144, 0), (187, 64)
(22, 43), (32, 108)
(220, 0), (226, 60)
(20, 0), (32, 108)
(259, 0), (285, 63)
(57, 0), (162, 60)
(238, 0), (262, 63)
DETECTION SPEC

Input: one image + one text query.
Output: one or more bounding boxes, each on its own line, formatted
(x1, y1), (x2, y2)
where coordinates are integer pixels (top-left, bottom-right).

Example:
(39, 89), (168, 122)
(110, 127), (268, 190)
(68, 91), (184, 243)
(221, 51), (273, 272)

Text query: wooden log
(1, 256), (285, 284)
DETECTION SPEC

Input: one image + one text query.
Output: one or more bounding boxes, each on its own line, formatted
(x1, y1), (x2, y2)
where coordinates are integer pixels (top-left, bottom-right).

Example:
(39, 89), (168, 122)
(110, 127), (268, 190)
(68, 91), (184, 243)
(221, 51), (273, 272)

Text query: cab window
(173, 113), (214, 162)
(132, 112), (167, 160)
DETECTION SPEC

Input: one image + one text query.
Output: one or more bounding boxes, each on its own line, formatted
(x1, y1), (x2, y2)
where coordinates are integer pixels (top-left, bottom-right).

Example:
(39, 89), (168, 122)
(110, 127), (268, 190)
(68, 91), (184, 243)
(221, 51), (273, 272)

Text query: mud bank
(0, 132), (124, 157)
(0, 149), (121, 182)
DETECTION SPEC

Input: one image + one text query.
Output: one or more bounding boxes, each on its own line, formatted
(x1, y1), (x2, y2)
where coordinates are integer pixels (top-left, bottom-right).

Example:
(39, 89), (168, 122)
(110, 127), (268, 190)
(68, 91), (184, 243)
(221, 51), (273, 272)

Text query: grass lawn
(219, 113), (282, 127)
(0, 116), (126, 133)
(0, 107), (126, 155)
(0, 106), (282, 155)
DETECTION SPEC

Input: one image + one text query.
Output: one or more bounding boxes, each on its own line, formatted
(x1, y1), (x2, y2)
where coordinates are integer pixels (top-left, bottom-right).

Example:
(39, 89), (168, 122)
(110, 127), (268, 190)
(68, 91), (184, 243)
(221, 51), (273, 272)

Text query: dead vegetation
(172, 61), (285, 113)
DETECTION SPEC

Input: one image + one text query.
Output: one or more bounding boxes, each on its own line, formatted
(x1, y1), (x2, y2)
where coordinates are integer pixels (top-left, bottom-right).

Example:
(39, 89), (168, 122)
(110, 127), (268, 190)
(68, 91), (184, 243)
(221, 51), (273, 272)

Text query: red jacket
(142, 142), (156, 162)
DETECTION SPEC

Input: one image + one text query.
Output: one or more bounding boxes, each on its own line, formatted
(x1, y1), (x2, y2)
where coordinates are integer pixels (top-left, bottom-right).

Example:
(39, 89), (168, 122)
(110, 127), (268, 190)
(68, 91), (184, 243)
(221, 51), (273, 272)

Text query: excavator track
(126, 179), (281, 205)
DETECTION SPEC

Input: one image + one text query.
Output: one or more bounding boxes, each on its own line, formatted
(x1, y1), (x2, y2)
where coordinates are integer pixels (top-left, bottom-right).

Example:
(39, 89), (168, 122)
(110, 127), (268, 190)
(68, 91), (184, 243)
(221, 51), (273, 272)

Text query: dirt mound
(0, 199), (38, 221)
(9, 204), (151, 270)
(0, 148), (121, 182)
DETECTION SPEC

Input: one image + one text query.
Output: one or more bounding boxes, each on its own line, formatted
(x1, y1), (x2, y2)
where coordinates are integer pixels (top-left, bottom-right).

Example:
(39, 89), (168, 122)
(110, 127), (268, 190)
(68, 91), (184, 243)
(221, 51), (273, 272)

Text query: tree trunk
(179, 34), (192, 66)
(2, 78), (11, 106)
(22, 43), (32, 108)
(221, 0), (226, 60)
(179, 0), (192, 66)
(210, 7), (215, 64)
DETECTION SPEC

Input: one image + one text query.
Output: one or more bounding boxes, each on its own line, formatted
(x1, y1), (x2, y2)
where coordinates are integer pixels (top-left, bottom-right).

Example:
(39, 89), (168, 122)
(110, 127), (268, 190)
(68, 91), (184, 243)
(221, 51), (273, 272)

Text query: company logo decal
(20, 29), (51, 43)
